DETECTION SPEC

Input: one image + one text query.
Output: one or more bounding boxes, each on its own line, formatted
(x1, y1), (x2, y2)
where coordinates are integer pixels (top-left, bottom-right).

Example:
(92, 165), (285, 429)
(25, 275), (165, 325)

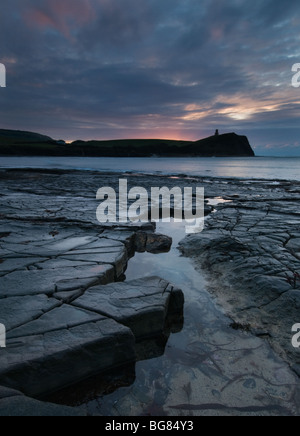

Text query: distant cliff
(186, 133), (255, 157)
(0, 129), (255, 157)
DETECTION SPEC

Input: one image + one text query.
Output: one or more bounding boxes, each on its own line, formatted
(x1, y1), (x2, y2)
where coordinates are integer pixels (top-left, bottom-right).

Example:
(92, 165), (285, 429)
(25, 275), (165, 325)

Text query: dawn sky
(1, 0), (300, 156)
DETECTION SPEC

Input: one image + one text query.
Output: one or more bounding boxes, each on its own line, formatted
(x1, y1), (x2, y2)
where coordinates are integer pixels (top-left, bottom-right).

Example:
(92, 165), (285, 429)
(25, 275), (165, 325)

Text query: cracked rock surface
(1, 168), (300, 415)
(73, 277), (184, 340)
(0, 169), (183, 411)
(180, 178), (300, 373)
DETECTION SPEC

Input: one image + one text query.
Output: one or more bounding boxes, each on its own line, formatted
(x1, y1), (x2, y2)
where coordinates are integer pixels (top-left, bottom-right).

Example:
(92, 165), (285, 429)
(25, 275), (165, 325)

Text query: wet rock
(135, 232), (172, 254)
(0, 170), (184, 403)
(7, 305), (104, 338)
(180, 193), (300, 368)
(2, 169), (300, 415)
(204, 205), (214, 216)
(0, 257), (47, 275)
(0, 295), (60, 331)
(286, 238), (300, 257)
(73, 277), (184, 340)
(100, 230), (136, 257)
(54, 290), (84, 304)
(145, 233), (173, 253)
(292, 365), (300, 378)
(134, 231), (148, 252)
(0, 319), (136, 398)
(0, 266), (114, 298)
(59, 238), (129, 279)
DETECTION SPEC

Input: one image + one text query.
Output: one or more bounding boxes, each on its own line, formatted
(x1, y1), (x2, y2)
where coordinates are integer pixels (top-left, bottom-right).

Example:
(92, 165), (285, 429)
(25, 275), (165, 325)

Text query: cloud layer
(1, 0), (300, 155)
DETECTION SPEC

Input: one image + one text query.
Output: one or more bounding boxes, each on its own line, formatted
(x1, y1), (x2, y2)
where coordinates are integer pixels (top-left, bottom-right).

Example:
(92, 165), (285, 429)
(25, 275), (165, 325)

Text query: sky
(1, 0), (300, 156)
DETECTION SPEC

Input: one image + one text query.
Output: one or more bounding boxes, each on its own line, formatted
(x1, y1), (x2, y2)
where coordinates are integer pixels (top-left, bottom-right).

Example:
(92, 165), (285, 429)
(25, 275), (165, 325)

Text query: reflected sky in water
(1, 156), (300, 181)
(80, 221), (299, 416)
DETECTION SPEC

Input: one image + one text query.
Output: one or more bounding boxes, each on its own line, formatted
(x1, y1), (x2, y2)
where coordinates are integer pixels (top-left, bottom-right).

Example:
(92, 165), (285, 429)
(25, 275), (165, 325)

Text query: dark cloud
(0, 0), (300, 154)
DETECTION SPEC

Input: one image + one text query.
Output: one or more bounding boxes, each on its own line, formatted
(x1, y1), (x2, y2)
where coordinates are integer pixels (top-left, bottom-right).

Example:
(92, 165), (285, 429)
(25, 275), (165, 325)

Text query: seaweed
(169, 403), (292, 415)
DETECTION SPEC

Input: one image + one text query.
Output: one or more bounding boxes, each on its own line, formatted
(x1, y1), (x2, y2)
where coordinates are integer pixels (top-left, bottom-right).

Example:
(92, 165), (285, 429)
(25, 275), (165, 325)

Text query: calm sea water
(1, 156), (300, 181)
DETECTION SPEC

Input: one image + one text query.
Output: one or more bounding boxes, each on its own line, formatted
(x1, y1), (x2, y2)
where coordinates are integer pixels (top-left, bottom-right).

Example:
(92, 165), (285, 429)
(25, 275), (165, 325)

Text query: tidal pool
(47, 219), (300, 416)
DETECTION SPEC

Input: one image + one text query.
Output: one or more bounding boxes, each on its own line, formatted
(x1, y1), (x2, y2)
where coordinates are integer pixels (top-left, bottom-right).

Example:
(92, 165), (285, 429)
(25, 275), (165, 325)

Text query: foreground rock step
(1, 318), (135, 398)
(0, 386), (86, 417)
(0, 277), (183, 398)
(73, 276), (184, 340)
(0, 228), (172, 299)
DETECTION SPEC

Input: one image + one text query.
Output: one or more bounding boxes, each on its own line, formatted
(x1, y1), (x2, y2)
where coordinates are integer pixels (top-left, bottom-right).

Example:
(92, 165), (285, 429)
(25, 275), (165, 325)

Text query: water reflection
(84, 221), (299, 416)
(1, 156), (300, 181)
(46, 220), (300, 416)
(46, 306), (184, 407)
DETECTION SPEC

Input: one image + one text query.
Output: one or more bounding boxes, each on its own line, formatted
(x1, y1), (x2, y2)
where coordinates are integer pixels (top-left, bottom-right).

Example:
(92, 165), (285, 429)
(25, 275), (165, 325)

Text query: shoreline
(1, 153), (300, 184)
(180, 181), (300, 375)
(0, 169), (299, 415)
(1, 165), (300, 185)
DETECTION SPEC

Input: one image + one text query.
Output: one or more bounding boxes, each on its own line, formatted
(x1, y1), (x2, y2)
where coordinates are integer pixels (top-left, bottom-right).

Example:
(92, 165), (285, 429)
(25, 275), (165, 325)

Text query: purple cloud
(0, 0), (300, 155)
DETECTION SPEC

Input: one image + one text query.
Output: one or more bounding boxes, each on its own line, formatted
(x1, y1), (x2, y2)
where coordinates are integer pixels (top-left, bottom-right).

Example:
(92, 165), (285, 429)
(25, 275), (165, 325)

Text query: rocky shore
(0, 169), (299, 415)
(180, 177), (300, 374)
(0, 169), (185, 414)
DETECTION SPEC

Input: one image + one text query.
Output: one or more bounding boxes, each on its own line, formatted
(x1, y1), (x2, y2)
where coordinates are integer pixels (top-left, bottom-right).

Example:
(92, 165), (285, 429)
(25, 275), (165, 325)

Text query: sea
(0, 156), (300, 182)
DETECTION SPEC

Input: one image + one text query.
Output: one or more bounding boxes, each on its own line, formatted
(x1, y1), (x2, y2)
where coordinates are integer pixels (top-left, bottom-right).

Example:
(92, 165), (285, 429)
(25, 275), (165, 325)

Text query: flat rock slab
(0, 232), (129, 300)
(73, 277), (184, 340)
(0, 295), (60, 331)
(0, 264), (115, 298)
(58, 238), (129, 278)
(100, 230), (136, 254)
(0, 257), (47, 275)
(7, 305), (104, 339)
(0, 319), (135, 398)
